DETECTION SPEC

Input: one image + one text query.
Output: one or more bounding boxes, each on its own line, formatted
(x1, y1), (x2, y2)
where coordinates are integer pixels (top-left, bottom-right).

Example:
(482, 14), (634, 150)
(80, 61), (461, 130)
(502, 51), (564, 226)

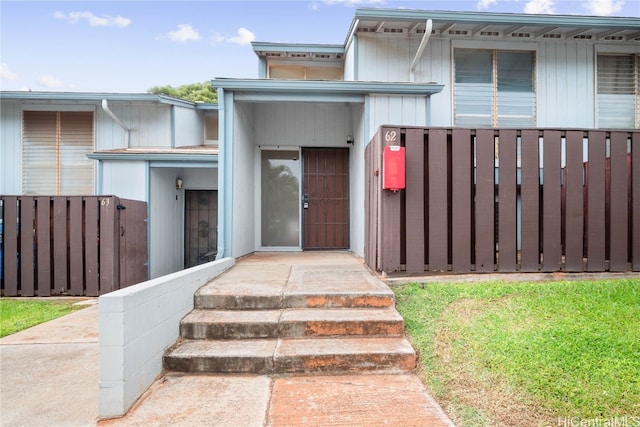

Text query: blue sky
(1, 0), (638, 93)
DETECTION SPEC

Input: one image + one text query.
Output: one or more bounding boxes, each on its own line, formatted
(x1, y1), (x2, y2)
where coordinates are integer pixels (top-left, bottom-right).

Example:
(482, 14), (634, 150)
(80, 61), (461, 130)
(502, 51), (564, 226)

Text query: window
(454, 49), (536, 127)
(22, 111), (94, 195)
(269, 65), (342, 80)
(204, 113), (218, 145)
(597, 54), (639, 129)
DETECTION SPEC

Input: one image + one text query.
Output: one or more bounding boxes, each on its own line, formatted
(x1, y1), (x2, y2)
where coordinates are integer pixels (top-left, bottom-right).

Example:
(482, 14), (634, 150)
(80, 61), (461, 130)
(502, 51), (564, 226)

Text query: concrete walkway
(1, 252), (455, 427)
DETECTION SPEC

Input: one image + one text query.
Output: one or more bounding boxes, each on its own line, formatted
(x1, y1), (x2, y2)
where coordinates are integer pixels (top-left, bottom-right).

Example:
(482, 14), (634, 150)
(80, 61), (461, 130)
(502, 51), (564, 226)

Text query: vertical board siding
(365, 127), (638, 275)
(0, 196), (147, 296)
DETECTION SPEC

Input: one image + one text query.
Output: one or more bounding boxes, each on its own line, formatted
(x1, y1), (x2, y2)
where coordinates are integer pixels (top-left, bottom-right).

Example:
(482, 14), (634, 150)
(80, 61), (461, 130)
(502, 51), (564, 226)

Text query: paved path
(1, 253), (456, 427)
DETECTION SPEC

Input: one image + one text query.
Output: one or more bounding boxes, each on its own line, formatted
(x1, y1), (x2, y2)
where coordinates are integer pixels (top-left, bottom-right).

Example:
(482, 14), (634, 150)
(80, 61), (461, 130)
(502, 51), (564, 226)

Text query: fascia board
(252, 42), (345, 54)
(87, 153), (218, 162)
(212, 79), (444, 96)
(354, 8), (640, 29)
(0, 91), (196, 108)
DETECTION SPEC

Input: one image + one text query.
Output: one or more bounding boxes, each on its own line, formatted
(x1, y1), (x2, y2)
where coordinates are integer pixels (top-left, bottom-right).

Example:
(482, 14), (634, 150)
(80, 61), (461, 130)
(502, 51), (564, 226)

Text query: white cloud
(54, 11), (131, 27)
(213, 27), (256, 46)
(477, 0), (499, 9)
(321, 0), (385, 5)
(583, 0), (624, 15)
(1, 63), (17, 80)
(167, 24), (201, 42)
(524, 0), (556, 14)
(38, 74), (64, 88)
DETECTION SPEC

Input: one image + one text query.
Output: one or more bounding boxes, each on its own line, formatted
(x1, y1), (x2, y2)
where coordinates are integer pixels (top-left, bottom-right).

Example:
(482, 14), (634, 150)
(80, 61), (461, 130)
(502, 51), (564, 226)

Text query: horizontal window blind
(497, 51), (536, 127)
(454, 49), (536, 128)
(22, 111), (94, 195)
(454, 50), (493, 127)
(597, 54), (637, 129)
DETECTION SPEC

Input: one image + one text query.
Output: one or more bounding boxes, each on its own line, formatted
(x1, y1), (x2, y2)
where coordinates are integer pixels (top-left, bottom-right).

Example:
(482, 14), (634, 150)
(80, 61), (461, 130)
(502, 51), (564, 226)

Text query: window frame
(22, 109), (95, 195)
(452, 42), (537, 128)
(596, 52), (639, 129)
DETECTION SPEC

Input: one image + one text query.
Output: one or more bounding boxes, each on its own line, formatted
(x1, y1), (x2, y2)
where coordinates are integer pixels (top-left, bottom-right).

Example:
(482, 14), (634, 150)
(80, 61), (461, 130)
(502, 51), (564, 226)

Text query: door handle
(302, 194), (309, 209)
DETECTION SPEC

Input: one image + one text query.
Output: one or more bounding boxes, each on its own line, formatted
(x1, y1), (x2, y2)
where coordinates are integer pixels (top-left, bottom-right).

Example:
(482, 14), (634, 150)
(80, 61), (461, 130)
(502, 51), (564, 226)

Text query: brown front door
(303, 148), (349, 249)
(184, 190), (218, 268)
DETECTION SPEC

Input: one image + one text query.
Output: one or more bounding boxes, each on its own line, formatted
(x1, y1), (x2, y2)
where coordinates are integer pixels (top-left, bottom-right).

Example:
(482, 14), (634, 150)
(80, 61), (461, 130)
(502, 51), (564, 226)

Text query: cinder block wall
(98, 258), (234, 419)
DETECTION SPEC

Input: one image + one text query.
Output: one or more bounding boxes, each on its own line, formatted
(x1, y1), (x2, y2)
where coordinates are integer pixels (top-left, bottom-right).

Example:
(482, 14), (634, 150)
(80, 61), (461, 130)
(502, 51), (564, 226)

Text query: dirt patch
(431, 297), (556, 427)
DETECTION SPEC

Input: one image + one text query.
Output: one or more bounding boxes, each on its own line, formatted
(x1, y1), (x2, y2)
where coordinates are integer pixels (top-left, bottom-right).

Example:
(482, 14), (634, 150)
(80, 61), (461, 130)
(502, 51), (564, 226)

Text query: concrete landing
(99, 373), (455, 427)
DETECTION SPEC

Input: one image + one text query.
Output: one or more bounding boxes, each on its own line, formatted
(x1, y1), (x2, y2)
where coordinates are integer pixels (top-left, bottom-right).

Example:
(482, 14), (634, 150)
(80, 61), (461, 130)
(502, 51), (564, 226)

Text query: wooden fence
(365, 127), (640, 274)
(1, 196), (147, 296)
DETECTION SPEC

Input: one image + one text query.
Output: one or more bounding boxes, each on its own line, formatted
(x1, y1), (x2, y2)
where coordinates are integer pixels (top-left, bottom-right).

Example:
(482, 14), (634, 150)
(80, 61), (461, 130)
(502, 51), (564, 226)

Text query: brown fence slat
(69, 197), (84, 295)
(564, 131), (585, 271)
(633, 132), (640, 271)
(609, 131), (629, 271)
(586, 131), (606, 271)
(451, 128), (472, 272)
(100, 196), (119, 294)
(428, 128), (448, 272)
(405, 128), (425, 274)
(3, 197), (19, 295)
(498, 130), (517, 271)
(542, 130), (562, 271)
(20, 197), (35, 296)
(475, 129), (495, 272)
(84, 197), (100, 296)
(380, 128), (402, 273)
(35, 197), (51, 296)
(520, 130), (540, 271)
(120, 200), (148, 286)
(52, 197), (68, 295)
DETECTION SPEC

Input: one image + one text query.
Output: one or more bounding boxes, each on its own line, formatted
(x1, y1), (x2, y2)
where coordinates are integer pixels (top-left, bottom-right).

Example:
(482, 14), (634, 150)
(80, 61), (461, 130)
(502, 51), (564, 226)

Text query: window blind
(454, 49), (536, 128)
(597, 54), (637, 129)
(22, 111), (94, 195)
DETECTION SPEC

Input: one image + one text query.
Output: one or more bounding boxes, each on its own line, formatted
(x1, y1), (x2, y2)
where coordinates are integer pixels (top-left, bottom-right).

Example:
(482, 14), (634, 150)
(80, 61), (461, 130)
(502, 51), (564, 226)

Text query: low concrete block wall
(98, 258), (234, 419)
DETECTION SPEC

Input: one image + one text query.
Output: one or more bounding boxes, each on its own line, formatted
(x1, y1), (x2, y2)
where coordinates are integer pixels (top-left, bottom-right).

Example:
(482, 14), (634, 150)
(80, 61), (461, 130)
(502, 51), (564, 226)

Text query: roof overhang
(88, 147), (218, 163)
(213, 78), (444, 103)
(252, 42), (345, 61)
(348, 8), (640, 43)
(0, 91), (199, 108)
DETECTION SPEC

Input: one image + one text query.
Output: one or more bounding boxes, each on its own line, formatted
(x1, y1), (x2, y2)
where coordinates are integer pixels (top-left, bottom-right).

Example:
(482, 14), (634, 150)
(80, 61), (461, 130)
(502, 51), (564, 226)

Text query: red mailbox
(382, 145), (405, 191)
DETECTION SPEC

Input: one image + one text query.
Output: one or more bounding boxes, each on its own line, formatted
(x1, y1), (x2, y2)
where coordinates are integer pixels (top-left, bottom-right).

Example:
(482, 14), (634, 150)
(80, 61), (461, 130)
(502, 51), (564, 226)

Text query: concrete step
(180, 308), (405, 340)
(163, 337), (416, 374)
(194, 287), (395, 310)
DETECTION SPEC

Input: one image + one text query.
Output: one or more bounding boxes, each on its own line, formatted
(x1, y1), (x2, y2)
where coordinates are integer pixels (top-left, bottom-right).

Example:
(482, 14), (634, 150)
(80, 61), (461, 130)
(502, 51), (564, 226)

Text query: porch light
(346, 135), (354, 145)
(176, 177), (183, 190)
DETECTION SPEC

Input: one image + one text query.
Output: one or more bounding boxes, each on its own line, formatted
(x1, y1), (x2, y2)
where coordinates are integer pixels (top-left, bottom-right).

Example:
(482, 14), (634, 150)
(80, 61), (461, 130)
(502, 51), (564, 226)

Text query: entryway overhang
(213, 78), (444, 102)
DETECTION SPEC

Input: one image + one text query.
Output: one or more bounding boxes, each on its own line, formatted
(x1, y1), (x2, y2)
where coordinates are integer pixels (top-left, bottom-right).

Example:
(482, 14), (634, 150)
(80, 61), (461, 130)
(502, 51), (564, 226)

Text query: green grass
(0, 299), (85, 338)
(394, 279), (640, 426)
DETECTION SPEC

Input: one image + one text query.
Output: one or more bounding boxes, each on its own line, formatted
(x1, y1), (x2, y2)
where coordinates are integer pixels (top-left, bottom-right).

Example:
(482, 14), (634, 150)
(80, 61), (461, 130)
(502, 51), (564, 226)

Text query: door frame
(301, 147), (350, 250)
(255, 146), (302, 251)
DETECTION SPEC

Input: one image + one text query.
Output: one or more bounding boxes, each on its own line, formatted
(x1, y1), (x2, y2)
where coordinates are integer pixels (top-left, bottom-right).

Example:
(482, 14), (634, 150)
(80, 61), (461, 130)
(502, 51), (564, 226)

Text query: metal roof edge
(353, 8), (640, 29)
(251, 42), (345, 54)
(211, 78), (444, 95)
(87, 152), (218, 162)
(0, 91), (197, 108)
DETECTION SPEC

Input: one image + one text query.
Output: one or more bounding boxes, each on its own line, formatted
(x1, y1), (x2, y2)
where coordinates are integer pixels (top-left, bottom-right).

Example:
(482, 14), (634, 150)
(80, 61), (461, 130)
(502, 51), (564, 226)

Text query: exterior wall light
(176, 177), (183, 190)
(346, 135), (354, 145)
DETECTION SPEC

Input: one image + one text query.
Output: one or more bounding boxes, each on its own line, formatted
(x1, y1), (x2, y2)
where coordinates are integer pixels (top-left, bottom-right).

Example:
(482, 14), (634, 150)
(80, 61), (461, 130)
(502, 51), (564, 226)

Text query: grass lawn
(0, 299), (86, 338)
(393, 279), (640, 427)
